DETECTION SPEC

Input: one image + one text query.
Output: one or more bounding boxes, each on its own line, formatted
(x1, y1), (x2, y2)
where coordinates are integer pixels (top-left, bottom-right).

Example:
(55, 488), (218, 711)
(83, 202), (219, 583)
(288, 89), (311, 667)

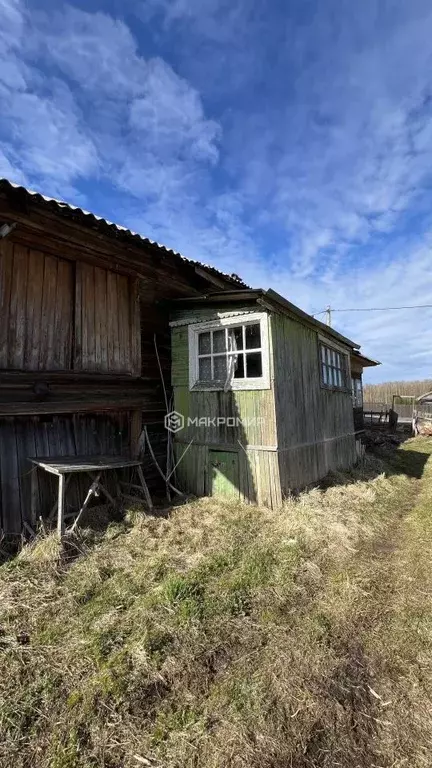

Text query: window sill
(190, 379), (270, 392)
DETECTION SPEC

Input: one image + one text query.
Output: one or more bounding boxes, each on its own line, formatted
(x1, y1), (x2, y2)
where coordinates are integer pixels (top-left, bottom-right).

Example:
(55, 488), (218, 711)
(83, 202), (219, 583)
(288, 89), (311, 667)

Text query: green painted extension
(170, 290), (374, 507)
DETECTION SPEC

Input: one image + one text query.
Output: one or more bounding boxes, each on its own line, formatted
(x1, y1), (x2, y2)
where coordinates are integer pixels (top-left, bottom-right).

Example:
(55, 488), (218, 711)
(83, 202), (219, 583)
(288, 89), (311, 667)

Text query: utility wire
(316, 303), (432, 314)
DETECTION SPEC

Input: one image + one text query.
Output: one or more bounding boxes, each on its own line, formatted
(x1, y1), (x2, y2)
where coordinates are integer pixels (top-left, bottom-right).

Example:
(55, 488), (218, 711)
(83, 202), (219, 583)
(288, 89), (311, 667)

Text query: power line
(316, 303), (432, 314)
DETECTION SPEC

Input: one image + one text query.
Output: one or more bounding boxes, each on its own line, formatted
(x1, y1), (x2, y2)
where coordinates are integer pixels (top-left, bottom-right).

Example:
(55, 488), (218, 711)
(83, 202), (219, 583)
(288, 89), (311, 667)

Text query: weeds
(0, 441), (431, 767)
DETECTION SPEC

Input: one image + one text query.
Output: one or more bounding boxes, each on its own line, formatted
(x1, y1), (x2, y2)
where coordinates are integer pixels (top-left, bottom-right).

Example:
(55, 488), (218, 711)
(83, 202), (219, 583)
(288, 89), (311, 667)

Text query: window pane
(245, 323), (261, 349)
(322, 363), (328, 384)
(246, 352), (262, 378)
(321, 345), (326, 363)
(233, 353), (245, 378)
(198, 332), (211, 355)
(214, 355), (227, 380)
(213, 329), (226, 353)
(337, 369), (342, 387)
(228, 326), (243, 351)
(199, 357), (212, 381)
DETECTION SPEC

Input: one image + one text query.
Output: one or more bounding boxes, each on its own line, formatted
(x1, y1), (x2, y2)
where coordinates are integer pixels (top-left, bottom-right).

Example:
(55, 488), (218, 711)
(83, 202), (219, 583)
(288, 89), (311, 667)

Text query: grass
(0, 440), (432, 767)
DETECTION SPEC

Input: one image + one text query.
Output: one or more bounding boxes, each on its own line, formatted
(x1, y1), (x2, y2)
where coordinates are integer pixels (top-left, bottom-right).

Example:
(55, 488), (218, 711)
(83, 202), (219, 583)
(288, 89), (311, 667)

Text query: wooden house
(0, 179), (242, 535)
(169, 289), (379, 506)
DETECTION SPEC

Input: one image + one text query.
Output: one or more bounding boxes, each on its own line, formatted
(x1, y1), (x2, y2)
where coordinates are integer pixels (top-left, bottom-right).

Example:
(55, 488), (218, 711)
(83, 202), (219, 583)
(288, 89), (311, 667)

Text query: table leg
(137, 465), (153, 510)
(57, 474), (66, 538)
(71, 472), (102, 532)
(30, 466), (38, 528)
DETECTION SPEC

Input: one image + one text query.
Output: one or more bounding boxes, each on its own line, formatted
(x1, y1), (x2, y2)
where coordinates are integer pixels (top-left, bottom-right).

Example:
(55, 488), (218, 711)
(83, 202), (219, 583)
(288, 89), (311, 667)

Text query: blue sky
(1, 0), (432, 383)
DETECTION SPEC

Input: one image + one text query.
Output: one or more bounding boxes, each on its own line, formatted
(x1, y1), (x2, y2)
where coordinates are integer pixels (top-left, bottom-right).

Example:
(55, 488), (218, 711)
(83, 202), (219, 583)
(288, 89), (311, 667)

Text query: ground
(0, 438), (432, 768)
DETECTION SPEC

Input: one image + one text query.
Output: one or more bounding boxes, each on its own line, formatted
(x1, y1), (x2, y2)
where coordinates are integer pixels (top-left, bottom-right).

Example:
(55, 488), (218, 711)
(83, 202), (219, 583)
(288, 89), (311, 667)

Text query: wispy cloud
(1, 0), (432, 381)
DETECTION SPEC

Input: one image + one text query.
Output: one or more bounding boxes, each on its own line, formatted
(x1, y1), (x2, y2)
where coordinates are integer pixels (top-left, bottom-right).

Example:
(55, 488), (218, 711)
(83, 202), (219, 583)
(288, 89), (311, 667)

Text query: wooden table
(29, 456), (153, 536)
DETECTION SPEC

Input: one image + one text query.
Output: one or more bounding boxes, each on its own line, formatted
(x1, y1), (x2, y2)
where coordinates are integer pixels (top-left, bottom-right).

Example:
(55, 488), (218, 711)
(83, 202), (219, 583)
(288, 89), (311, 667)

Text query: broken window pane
(229, 326), (243, 351)
(233, 353), (245, 378)
(246, 352), (262, 378)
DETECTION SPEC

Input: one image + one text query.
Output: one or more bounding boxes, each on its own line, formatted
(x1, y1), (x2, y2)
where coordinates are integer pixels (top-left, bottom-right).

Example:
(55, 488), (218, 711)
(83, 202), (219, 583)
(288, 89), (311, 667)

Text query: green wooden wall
(170, 306), (357, 508)
(271, 312), (356, 491)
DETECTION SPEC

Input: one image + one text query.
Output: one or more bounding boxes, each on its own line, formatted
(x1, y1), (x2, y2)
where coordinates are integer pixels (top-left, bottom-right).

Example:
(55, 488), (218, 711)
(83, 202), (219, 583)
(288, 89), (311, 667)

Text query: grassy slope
(0, 440), (432, 768)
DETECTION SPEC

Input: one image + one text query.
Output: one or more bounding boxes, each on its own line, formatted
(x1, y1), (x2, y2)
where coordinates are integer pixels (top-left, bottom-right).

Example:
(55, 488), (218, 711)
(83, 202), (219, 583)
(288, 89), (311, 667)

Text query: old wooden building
(0, 179), (241, 534)
(169, 289), (378, 506)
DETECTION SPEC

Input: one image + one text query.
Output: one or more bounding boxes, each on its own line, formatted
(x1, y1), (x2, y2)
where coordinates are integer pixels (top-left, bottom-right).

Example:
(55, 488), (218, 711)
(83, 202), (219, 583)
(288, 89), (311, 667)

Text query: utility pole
(325, 305), (332, 327)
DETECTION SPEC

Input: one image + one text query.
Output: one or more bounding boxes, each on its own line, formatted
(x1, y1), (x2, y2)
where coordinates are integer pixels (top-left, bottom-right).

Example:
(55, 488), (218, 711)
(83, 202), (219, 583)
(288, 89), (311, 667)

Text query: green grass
(1, 440), (432, 767)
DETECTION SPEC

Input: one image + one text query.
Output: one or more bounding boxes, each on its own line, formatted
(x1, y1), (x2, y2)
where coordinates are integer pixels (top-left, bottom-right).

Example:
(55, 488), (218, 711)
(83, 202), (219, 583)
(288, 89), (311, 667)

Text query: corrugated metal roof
(0, 178), (246, 288)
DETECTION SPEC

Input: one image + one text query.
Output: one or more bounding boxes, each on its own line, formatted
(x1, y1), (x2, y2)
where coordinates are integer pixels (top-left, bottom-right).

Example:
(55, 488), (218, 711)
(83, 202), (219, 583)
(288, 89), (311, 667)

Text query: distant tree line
(363, 379), (432, 404)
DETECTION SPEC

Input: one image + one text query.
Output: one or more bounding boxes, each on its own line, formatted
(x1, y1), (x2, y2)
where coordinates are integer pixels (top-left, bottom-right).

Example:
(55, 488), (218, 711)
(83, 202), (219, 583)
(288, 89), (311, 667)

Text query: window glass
(246, 323), (261, 350)
(246, 352), (262, 377)
(320, 343), (347, 390)
(228, 326), (243, 351)
(213, 329), (226, 353)
(193, 317), (267, 388)
(199, 357), (212, 381)
(198, 332), (211, 355)
(214, 355), (227, 380)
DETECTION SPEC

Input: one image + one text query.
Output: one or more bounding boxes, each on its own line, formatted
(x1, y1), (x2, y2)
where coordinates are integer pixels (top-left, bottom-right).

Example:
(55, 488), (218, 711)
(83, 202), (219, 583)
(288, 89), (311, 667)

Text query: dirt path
(309, 441), (432, 767)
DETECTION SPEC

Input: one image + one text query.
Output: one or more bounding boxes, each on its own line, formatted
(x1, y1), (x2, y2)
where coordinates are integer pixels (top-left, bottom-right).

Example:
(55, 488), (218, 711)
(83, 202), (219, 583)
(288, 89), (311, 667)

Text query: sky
(1, 0), (432, 383)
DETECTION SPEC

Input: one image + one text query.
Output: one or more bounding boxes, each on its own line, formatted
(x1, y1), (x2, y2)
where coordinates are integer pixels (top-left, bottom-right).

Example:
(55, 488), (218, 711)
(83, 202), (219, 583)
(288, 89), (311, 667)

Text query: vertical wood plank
(55, 258), (73, 369)
(0, 239), (13, 368)
(117, 274), (129, 372)
(0, 419), (21, 533)
(40, 255), (58, 370)
(130, 277), (141, 376)
(74, 262), (83, 370)
(25, 250), (45, 370)
(9, 244), (28, 369)
(130, 410), (142, 458)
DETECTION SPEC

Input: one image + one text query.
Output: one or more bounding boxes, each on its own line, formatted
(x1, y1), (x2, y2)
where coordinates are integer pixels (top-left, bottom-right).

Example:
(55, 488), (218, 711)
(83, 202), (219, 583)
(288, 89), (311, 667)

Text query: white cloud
(1, 0), (432, 382)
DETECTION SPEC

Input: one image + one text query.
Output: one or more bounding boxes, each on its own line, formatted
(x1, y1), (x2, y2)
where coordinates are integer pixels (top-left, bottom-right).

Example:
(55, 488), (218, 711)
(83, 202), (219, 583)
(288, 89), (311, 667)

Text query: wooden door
(209, 450), (240, 499)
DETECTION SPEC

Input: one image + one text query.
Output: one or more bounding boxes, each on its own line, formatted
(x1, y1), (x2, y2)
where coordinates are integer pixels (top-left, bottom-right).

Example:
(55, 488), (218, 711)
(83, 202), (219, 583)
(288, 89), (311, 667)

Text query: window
(188, 312), (270, 390)
(319, 342), (348, 390)
(352, 376), (363, 408)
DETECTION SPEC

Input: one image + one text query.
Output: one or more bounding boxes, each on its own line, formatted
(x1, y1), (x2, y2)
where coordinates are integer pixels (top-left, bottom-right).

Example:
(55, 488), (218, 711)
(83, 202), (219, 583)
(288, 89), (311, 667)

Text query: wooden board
(209, 449), (240, 500)
(74, 263), (139, 374)
(0, 242), (73, 371)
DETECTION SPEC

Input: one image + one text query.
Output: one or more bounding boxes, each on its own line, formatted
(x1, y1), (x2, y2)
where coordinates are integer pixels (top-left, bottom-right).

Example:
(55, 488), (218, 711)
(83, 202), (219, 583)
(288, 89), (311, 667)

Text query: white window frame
(188, 312), (270, 391)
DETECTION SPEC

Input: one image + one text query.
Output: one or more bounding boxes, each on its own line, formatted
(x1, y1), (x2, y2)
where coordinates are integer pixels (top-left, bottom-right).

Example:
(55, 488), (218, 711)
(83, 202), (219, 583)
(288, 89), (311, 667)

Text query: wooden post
(57, 474), (65, 538)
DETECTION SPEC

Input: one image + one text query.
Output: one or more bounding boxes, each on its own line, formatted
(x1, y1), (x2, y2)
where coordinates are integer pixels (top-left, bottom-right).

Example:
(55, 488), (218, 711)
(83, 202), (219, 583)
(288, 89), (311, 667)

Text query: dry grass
(0, 442), (432, 767)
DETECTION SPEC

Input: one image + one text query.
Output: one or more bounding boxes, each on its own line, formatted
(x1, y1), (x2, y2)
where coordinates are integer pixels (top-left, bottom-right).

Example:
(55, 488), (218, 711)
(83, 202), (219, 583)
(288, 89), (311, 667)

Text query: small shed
(169, 289), (378, 507)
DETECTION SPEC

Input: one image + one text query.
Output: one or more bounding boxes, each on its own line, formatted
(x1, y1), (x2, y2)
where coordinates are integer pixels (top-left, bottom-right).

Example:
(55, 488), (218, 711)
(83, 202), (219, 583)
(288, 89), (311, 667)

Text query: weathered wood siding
(0, 186), (238, 533)
(75, 264), (140, 374)
(171, 319), (277, 448)
(171, 307), (357, 508)
(0, 241), (140, 375)
(171, 313), (281, 507)
(0, 241), (74, 370)
(174, 443), (282, 508)
(271, 312), (356, 491)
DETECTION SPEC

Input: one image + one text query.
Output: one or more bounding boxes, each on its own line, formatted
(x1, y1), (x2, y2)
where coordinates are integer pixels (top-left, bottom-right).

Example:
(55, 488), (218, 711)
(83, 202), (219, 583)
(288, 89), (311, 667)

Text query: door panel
(209, 450), (240, 499)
